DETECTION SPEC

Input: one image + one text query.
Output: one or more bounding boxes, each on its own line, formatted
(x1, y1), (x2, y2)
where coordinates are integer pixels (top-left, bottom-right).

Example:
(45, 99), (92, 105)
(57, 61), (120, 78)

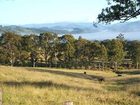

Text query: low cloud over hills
(0, 21), (140, 40)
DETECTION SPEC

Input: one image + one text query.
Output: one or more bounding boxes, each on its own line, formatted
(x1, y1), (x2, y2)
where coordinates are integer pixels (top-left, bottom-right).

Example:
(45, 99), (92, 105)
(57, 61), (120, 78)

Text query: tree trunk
(32, 61), (36, 67)
(10, 52), (15, 66)
(102, 62), (105, 70)
(98, 63), (101, 70)
(10, 59), (13, 66)
(114, 62), (118, 71)
(136, 62), (139, 69)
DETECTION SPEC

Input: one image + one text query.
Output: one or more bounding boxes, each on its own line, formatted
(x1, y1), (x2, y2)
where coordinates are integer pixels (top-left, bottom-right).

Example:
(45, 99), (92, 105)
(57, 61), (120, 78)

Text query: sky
(0, 0), (108, 25)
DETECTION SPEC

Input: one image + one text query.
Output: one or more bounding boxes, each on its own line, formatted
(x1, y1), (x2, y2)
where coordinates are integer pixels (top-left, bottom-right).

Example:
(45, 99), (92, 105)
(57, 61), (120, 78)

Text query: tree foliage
(0, 32), (139, 69)
(98, 0), (140, 23)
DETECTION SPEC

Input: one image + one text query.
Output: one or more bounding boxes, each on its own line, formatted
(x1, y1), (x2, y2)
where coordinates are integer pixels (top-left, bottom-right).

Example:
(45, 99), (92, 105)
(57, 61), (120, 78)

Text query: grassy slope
(0, 66), (140, 105)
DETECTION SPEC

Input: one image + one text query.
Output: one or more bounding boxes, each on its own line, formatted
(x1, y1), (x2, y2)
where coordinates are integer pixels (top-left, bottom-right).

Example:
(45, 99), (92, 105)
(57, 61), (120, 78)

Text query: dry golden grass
(0, 66), (140, 105)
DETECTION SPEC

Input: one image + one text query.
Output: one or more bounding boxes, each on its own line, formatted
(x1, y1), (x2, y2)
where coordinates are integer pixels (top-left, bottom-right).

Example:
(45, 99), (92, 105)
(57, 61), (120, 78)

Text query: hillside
(0, 66), (140, 105)
(0, 23), (98, 35)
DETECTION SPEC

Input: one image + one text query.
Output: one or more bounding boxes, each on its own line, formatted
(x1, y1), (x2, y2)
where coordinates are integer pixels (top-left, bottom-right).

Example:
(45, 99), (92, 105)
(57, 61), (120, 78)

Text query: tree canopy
(98, 0), (140, 23)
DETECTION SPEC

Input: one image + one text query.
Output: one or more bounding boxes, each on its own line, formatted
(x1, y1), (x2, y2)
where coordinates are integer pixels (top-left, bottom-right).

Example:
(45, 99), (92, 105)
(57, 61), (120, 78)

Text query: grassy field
(0, 66), (140, 105)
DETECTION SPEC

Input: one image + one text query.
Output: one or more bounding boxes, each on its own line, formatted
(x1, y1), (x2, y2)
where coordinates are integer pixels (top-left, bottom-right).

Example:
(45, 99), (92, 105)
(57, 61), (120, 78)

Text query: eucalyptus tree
(74, 37), (89, 68)
(39, 32), (58, 67)
(0, 32), (21, 66)
(59, 34), (76, 68)
(83, 42), (108, 69)
(126, 40), (140, 68)
(21, 34), (40, 67)
(105, 39), (125, 70)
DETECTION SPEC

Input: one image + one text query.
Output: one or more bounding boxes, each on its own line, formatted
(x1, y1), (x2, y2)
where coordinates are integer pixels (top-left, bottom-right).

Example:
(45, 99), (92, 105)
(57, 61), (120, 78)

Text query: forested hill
(0, 23), (97, 35)
(0, 25), (68, 35)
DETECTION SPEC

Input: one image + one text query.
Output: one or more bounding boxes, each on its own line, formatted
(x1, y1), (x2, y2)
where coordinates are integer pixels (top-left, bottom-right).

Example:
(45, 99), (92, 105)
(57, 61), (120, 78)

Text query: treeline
(0, 32), (140, 70)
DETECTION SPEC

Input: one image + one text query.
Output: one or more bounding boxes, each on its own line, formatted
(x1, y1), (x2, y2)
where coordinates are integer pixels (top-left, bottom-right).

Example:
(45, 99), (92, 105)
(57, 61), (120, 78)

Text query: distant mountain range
(0, 22), (99, 35)
(0, 21), (140, 40)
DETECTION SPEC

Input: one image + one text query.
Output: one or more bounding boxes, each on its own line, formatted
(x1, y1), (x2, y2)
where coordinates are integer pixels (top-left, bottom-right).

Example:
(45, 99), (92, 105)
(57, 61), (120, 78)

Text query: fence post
(0, 89), (2, 105)
(64, 101), (73, 105)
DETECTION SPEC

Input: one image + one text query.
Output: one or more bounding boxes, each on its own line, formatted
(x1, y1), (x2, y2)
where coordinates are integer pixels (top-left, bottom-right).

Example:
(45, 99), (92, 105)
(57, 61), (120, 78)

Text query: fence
(0, 90), (2, 105)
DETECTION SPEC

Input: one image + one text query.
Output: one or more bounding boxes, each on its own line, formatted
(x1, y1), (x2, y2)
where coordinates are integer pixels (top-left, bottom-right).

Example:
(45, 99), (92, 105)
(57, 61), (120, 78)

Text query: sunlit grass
(0, 66), (140, 105)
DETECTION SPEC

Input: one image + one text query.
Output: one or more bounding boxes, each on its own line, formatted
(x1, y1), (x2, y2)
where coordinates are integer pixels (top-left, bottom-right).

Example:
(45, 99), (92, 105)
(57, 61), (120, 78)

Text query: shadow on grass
(26, 68), (104, 81)
(0, 80), (98, 92)
(105, 77), (140, 96)
(118, 70), (140, 75)
(135, 91), (140, 96)
(114, 77), (140, 85)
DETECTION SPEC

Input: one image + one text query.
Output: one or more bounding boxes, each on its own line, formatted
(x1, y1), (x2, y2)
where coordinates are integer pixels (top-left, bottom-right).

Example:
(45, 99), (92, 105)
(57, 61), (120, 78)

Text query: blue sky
(0, 0), (108, 25)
